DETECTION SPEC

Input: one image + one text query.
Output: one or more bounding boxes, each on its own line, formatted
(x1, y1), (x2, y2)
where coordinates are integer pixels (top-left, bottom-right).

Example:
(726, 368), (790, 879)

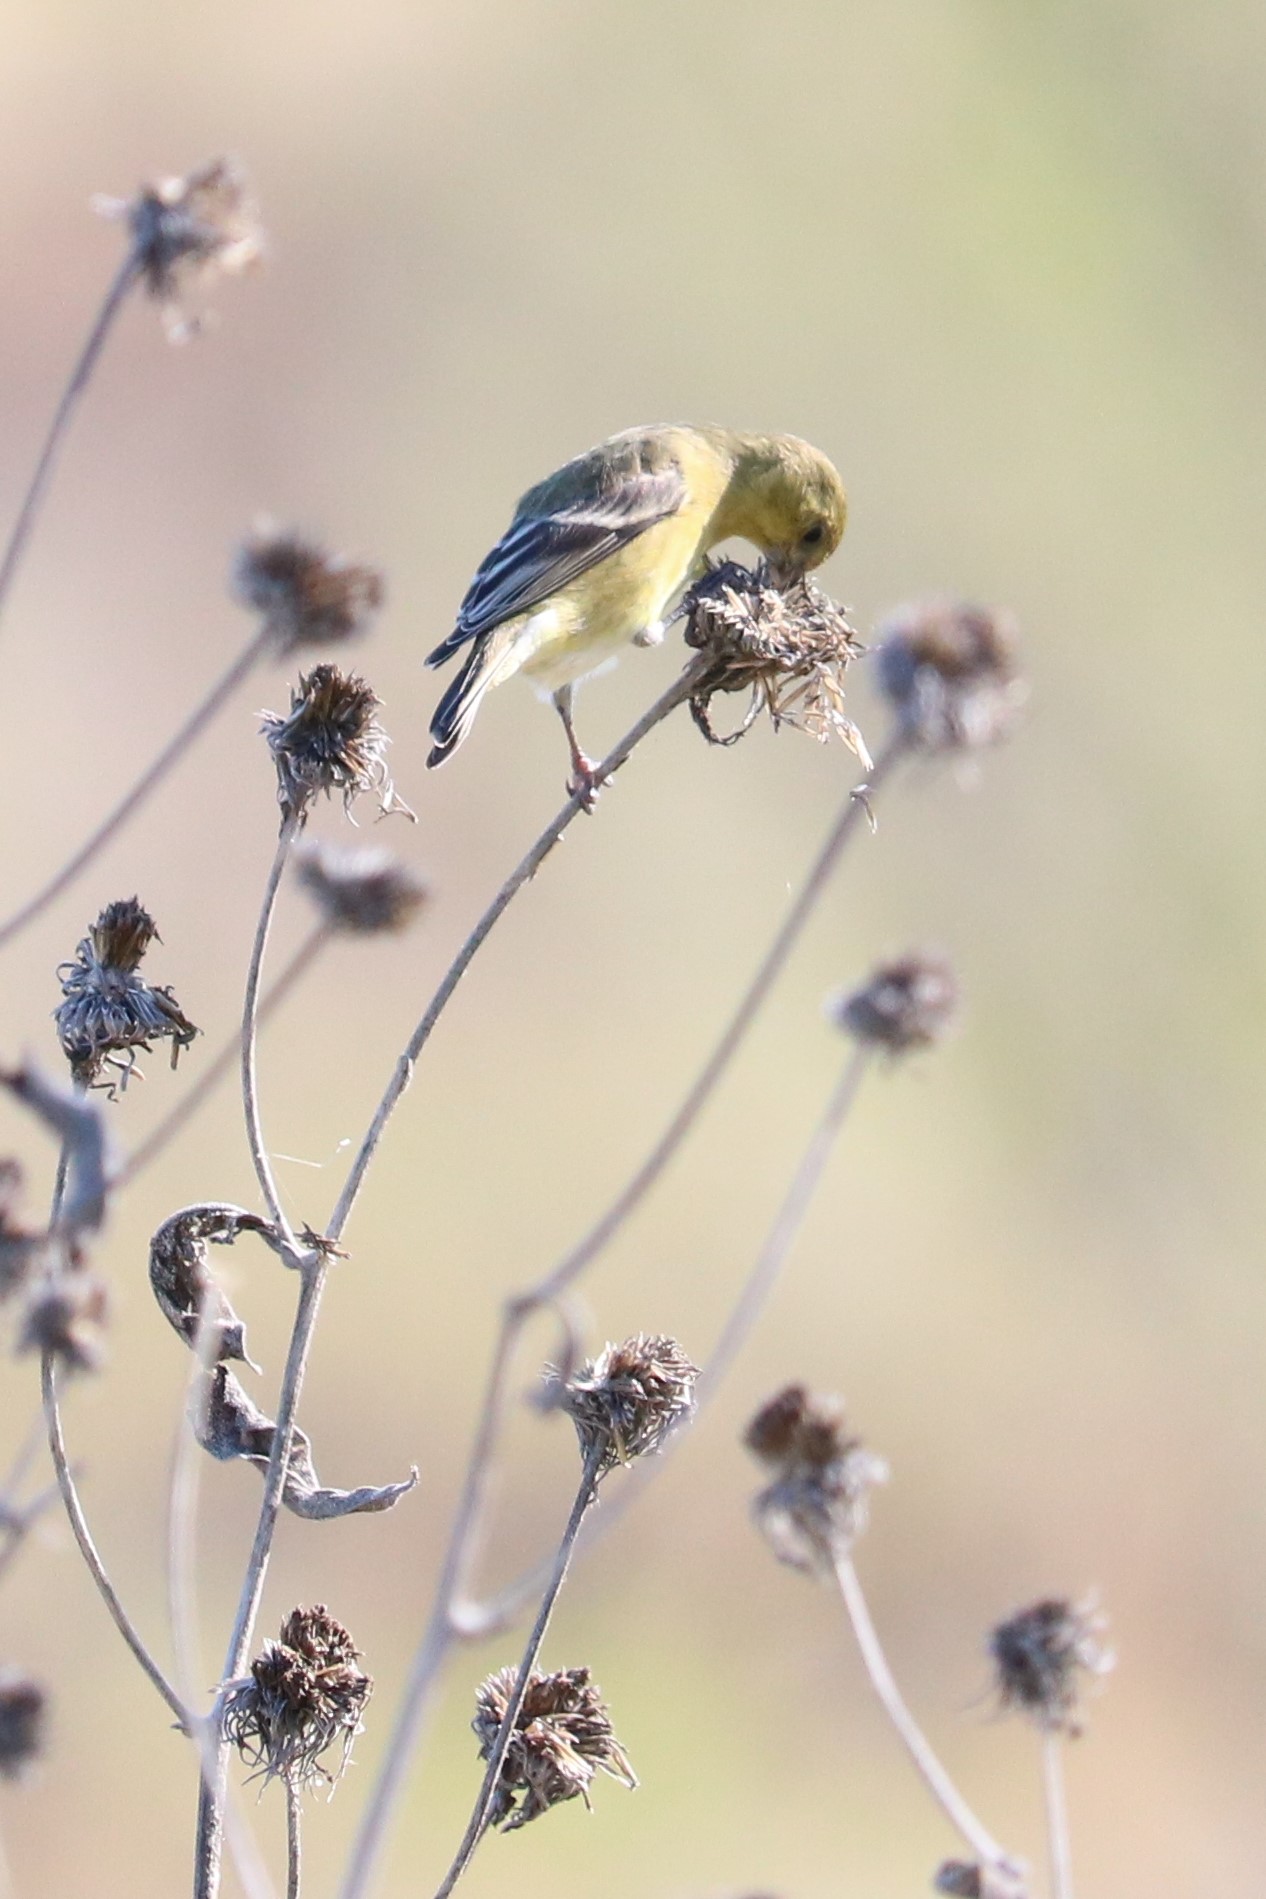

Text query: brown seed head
(0, 1671), (46, 1780)
(876, 600), (1022, 750)
(261, 665), (412, 827)
(679, 560), (870, 763)
(234, 529), (385, 653)
(54, 900), (198, 1093)
(745, 1384), (887, 1575)
(828, 952), (959, 1054)
(17, 1266), (109, 1374)
(473, 1664), (637, 1831)
(989, 1597), (1113, 1736)
(221, 1604), (372, 1789)
(553, 1332), (699, 1474)
(295, 838), (429, 935)
(97, 158), (262, 340)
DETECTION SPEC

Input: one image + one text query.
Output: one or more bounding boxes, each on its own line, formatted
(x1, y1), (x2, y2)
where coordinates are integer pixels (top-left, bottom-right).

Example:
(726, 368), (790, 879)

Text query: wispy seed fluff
(96, 157), (262, 340)
(473, 1665), (636, 1831)
(745, 1384), (888, 1575)
(54, 898), (198, 1092)
(876, 600), (1022, 750)
(221, 1605), (372, 1790)
(260, 665), (413, 827)
(234, 528), (385, 653)
(827, 952), (959, 1055)
(295, 838), (429, 935)
(552, 1333), (699, 1474)
(989, 1597), (1113, 1737)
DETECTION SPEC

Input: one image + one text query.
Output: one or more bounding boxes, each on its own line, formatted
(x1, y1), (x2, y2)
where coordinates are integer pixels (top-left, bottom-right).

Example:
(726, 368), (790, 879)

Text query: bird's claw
(566, 755), (602, 812)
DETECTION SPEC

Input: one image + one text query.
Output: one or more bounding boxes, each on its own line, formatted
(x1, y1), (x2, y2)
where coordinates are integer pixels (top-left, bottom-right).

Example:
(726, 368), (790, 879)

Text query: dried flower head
(473, 1665), (636, 1831)
(0, 1671), (46, 1780)
(54, 898), (199, 1093)
(295, 838), (429, 934)
(17, 1266), (109, 1374)
(745, 1384), (888, 1575)
(234, 529), (385, 653)
(0, 1162), (45, 1302)
(876, 600), (1022, 750)
(935, 1861), (1030, 1898)
(828, 952), (959, 1054)
(989, 1597), (1113, 1736)
(551, 1333), (699, 1474)
(261, 665), (412, 827)
(221, 1605), (371, 1789)
(680, 561), (870, 762)
(96, 158), (262, 340)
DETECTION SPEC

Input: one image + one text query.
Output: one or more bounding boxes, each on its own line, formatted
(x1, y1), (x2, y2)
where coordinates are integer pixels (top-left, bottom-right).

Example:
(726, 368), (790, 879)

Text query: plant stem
(118, 923), (328, 1188)
(324, 655), (712, 1247)
(832, 1551), (1013, 1871)
(431, 1442), (604, 1899)
(242, 815), (303, 1245)
(286, 1780), (302, 1899)
(0, 250), (140, 632)
(1042, 1728), (1074, 1899)
(41, 1351), (187, 1725)
(0, 626), (271, 953)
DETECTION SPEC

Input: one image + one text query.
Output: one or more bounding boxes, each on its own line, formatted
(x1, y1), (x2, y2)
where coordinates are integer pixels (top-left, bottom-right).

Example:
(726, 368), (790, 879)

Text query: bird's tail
(429, 631), (530, 767)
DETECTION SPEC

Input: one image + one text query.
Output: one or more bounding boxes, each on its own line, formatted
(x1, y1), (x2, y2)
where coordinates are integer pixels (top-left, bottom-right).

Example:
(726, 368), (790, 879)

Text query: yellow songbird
(426, 423), (847, 799)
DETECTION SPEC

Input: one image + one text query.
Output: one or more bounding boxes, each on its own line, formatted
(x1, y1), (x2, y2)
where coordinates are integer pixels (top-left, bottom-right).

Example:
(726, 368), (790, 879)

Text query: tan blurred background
(0, 1), (1264, 1893)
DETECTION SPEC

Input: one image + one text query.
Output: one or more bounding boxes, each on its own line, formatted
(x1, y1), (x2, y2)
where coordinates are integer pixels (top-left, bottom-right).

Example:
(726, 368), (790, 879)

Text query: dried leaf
(149, 1204), (278, 1367)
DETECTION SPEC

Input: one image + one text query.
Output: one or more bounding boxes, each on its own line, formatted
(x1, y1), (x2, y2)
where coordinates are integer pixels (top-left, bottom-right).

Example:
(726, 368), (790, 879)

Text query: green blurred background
(0, 1), (1264, 1893)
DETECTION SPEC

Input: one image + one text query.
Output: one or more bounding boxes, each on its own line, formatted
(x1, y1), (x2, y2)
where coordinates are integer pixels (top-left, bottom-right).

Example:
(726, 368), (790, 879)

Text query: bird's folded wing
(426, 466), (687, 666)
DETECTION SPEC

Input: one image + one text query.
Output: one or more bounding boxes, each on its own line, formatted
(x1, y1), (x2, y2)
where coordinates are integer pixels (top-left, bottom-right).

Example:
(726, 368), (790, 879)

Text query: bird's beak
(765, 552), (805, 590)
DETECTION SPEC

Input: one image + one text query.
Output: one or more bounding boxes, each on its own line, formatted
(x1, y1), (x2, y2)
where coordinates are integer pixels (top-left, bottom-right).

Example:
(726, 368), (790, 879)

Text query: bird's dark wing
(426, 465), (687, 667)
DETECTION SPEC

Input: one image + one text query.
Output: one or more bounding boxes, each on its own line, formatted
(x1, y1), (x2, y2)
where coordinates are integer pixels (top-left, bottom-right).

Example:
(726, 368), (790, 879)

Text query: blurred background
(0, 1), (1264, 1893)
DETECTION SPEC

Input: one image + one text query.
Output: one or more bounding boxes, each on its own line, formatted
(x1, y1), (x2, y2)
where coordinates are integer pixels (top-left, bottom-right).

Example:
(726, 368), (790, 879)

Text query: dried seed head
(552, 1333), (699, 1474)
(935, 1861), (1030, 1898)
(828, 952), (959, 1054)
(473, 1665), (637, 1831)
(295, 838), (429, 935)
(989, 1597), (1113, 1736)
(234, 529), (385, 653)
(0, 1672), (46, 1780)
(96, 158), (262, 341)
(17, 1266), (109, 1374)
(221, 1605), (372, 1789)
(0, 1162), (45, 1302)
(54, 899), (199, 1094)
(876, 600), (1022, 750)
(745, 1384), (888, 1575)
(680, 561), (871, 763)
(261, 665), (413, 827)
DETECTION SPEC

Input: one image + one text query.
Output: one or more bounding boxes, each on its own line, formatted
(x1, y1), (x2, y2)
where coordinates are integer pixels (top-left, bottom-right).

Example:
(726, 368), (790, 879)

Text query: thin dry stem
(242, 816), (303, 1245)
(41, 1351), (187, 1725)
(0, 627), (271, 953)
(324, 655), (712, 1246)
(833, 1552), (1016, 1874)
(1042, 1728), (1074, 1899)
(0, 251), (140, 633)
(286, 1778), (302, 1899)
(119, 923), (328, 1188)
(431, 1442), (604, 1899)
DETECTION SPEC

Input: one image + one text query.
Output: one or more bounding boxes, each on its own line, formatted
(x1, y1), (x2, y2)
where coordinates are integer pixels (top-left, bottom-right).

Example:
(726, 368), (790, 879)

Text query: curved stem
(0, 627), (271, 953)
(0, 250), (140, 632)
(833, 1552), (1014, 1872)
(324, 655), (712, 1247)
(431, 1443), (603, 1899)
(118, 923), (328, 1189)
(41, 1351), (187, 1725)
(1042, 1729), (1074, 1899)
(242, 816), (302, 1244)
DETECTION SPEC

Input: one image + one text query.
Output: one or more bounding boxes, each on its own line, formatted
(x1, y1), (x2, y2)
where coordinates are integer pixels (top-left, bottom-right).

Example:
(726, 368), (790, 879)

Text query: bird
(425, 423), (847, 802)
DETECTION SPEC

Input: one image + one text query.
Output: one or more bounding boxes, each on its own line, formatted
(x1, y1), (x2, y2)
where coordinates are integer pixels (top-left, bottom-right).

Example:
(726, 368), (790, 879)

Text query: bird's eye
(801, 523), (826, 546)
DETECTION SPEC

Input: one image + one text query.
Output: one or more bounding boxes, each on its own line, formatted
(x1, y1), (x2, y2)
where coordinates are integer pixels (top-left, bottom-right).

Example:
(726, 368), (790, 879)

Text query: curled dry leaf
(194, 1365), (417, 1519)
(148, 1204), (281, 1368)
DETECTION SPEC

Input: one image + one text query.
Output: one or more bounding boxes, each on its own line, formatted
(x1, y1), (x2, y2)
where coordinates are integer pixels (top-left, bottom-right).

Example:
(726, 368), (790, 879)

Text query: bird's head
(721, 434), (848, 585)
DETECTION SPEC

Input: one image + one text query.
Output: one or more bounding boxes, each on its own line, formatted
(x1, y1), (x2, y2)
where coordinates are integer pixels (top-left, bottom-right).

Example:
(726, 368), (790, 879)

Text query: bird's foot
(566, 752), (603, 812)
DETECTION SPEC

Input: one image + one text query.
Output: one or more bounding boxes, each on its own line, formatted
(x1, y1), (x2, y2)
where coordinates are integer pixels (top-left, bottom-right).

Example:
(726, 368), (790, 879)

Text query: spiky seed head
(473, 1664), (636, 1831)
(221, 1604), (372, 1789)
(745, 1384), (888, 1575)
(552, 1333), (699, 1474)
(989, 1597), (1113, 1736)
(295, 838), (429, 934)
(234, 529), (385, 652)
(827, 952), (959, 1054)
(875, 600), (1022, 749)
